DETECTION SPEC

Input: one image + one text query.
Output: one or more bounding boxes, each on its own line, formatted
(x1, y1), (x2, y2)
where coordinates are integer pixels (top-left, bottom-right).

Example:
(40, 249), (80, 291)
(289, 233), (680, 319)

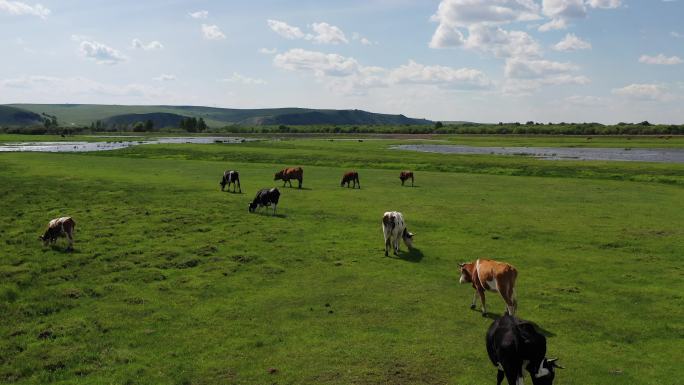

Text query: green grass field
(1, 137), (683, 384)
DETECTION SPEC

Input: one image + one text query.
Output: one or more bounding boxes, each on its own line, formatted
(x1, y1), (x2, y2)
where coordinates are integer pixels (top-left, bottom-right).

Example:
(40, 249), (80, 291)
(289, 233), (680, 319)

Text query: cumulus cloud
(586, 0), (622, 8)
(310, 22), (348, 44)
(553, 33), (591, 51)
(220, 72), (267, 85)
(77, 39), (127, 65)
(352, 32), (375, 45)
(132, 38), (164, 50)
(538, 0), (621, 32)
(464, 25), (542, 58)
(267, 19), (306, 39)
(273, 48), (492, 94)
(0, 0), (50, 19)
(612, 83), (673, 101)
(538, 17), (567, 31)
(201, 24), (226, 40)
(639, 54), (682, 65)
(504, 58), (589, 92)
(153, 74), (176, 81)
(259, 47), (277, 54)
(189, 10), (208, 19)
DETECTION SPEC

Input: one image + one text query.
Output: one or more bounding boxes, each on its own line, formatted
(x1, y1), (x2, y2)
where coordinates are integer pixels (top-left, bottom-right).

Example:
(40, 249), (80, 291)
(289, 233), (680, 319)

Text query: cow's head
(39, 229), (52, 246)
(219, 178), (226, 190)
(402, 228), (414, 249)
(248, 202), (257, 213)
(458, 262), (475, 284)
(530, 358), (563, 385)
(274, 171), (283, 181)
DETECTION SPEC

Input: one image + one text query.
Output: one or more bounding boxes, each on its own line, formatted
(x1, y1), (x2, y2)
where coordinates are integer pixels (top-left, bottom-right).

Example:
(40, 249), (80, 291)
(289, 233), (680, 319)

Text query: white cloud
(538, 18), (567, 31)
(553, 33), (591, 51)
(0, 0), (50, 19)
(201, 24), (226, 40)
(352, 32), (375, 45)
(273, 48), (492, 94)
(542, 0), (586, 20)
(220, 72), (267, 85)
(586, 0), (622, 8)
(612, 83), (673, 101)
(259, 47), (277, 54)
(189, 10), (208, 19)
(671, 31), (683, 39)
(0, 75), (164, 100)
(565, 95), (607, 106)
(465, 25), (542, 58)
(132, 38), (164, 50)
(78, 40), (127, 65)
(153, 74), (176, 81)
(504, 58), (589, 92)
(310, 22), (348, 44)
(267, 19), (305, 39)
(639, 54), (682, 65)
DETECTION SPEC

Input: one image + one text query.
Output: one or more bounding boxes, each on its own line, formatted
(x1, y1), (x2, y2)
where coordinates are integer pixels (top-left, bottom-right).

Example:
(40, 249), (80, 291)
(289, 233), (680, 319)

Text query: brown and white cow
(340, 171), (360, 189)
(459, 259), (517, 317)
(382, 211), (414, 257)
(274, 167), (303, 189)
(399, 171), (414, 187)
(40, 216), (76, 250)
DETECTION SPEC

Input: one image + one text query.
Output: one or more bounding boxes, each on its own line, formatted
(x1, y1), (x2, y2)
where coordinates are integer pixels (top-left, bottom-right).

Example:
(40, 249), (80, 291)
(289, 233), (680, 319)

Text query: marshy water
(0, 137), (251, 152)
(394, 144), (684, 164)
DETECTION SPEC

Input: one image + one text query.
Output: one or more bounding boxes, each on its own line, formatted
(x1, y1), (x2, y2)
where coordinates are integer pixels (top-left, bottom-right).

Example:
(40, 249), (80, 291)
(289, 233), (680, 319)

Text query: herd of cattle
(39, 166), (562, 384)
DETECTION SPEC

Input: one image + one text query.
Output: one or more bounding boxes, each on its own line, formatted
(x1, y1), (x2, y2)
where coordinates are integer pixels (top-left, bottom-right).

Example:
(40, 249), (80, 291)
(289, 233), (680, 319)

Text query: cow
(220, 170), (241, 193)
(486, 314), (563, 385)
(249, 188), (280, 215)
(39, 217), (75, 250)
(382, 211), (414, 257)
(459, 258), (518, 317)
(340, 171), (360, 189)
(274, 167), (303, 189)
(399, 171), (414, 187)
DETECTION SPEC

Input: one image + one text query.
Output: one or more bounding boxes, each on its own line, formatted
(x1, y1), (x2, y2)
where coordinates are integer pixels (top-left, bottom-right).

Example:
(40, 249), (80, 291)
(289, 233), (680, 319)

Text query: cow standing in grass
(399, 171), (414, 186)
(275, 167), (303, 189)
(459, 259), (518, 317)
(249, 188), (280, 215)
(487, 314), (563, 385)
(340, 171), (360, 189)
(40, 217), (76, 250)
(382, 211), (414, 257)
(220, 170), (241, 193)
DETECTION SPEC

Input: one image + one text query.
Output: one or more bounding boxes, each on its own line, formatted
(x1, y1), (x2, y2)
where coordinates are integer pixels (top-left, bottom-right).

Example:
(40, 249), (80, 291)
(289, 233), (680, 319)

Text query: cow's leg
(411, 177), (414, 187)
(496, 370), (505, 385)
(384, 237), (391, 257)
(298, 178), (302, 189)
(237, 180), (241, 193)
(273, 204), (277, 216)
(478, 289), (487, 316)
(471, 292), (478, 309)
(66, 230), (74, 250)
(393, 237), (400, 255)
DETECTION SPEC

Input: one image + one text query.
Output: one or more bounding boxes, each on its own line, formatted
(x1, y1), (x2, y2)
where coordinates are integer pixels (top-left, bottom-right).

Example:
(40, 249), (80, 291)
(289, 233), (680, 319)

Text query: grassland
(1, 137), (683, 384)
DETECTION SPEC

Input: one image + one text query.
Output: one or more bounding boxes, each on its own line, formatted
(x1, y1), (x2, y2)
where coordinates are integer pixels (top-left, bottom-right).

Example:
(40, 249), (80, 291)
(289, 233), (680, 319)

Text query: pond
(0, 137), (252, 152)
(393, 144), (684, 164)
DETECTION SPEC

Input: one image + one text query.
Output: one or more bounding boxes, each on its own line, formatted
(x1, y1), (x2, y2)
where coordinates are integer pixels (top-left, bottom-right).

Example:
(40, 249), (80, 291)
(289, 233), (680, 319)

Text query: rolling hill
(6, 104), (433, 127)
(0, 105), (44, 126)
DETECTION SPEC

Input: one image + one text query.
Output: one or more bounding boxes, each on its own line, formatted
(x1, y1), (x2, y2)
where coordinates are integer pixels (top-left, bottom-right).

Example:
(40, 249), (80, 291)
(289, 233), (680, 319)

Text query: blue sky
(1, 0), (682, 123)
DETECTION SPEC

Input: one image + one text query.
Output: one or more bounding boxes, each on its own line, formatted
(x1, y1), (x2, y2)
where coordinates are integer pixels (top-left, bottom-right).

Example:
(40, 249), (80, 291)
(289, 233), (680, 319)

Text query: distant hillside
(0, 106), (44, 126)
(103, 112), (187, 129)
(7, 104), (433, 127)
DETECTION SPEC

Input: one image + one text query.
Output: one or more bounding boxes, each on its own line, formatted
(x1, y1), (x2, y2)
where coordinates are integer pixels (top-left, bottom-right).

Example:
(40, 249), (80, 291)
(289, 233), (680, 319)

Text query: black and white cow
(249, 188), (280, 215)
(486, 314), (563, 385)
(220, 170), (241, 193)
(382, 211), (414, 257)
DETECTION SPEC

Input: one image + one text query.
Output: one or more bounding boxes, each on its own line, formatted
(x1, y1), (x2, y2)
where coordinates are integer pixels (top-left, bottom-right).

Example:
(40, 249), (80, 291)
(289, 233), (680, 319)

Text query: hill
(6, 104), (433, 127)
(102, 112), (188, 129)
(0, 105), (44, 126)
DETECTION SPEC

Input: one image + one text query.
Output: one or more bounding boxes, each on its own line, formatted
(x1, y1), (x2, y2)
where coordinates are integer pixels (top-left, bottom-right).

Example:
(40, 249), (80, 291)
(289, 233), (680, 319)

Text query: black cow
(220, 170), (241, 193)
(248, 188), (280, 215)
(486, 314), (563, 385)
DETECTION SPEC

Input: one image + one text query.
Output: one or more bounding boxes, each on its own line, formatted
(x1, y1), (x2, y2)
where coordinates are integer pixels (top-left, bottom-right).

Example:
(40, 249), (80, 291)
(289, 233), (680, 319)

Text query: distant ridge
(6, 104), (433, 127)
(0, 105), (44, 126)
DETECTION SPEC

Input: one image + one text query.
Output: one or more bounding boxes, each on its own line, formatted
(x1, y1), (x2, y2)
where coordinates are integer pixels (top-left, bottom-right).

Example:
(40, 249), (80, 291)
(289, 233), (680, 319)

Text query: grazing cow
(249, 188), (280, 215)
(459, 258), (518, 317)
(382, 211), (414, 257)
(274, 167), (303, 189)
(486, 314), (563, 385)
(399, 171), (414, 186)
(340, 171), (360, 189)
(219, 170), (241, 193)
(39, 217), (75, 250)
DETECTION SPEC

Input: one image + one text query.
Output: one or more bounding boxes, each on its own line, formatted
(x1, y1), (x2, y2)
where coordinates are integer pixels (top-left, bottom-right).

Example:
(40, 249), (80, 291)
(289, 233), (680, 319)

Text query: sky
(1, 0), (683, 123)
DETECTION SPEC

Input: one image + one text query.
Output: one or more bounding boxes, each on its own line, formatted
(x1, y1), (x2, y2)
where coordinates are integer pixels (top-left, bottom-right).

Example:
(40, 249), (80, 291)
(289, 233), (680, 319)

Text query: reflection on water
(393, 144), (684, 164)
(0, 137), (252, 152)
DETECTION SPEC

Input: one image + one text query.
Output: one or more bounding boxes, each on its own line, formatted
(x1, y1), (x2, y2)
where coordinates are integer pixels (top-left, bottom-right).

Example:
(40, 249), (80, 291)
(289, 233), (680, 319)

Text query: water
(0, 137), (251, 152)
(394, 144), (684, 164)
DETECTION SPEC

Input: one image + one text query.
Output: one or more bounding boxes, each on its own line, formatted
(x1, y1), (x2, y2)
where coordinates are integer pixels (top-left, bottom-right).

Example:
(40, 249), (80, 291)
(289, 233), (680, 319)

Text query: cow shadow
(395, 247), (424, 263)
(253, 211), (287, 218)
(223, 190), (243, 194)
(470, 309), (556, 337)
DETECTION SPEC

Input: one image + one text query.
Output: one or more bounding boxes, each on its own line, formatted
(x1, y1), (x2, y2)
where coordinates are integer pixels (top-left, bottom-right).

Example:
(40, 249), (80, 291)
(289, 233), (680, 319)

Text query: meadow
(1, 136), (683, 384)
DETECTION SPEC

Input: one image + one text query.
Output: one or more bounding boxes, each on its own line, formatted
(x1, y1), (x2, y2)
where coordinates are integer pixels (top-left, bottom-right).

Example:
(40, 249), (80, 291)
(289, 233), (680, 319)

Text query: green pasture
(0, 138), (682, 384)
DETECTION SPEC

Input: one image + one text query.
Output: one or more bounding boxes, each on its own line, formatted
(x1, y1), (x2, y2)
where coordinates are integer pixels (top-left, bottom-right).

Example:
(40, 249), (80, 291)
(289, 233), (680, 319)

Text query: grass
(1, 138), (683, 384)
